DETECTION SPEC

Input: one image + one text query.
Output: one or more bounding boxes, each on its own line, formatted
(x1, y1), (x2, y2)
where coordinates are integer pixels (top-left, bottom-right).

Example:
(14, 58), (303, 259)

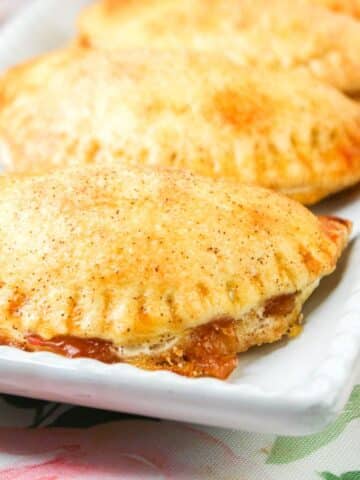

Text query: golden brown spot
(133, 294), (159, 334)
(197, 282), (209, 298)
(105, 0), (138, 13)
(213, 89), (270, 132)
(7, 291), (26, 317)
(85, 139), (101, 164)
(299, 246), (322, 275)
(263, 293), (296, 317)
(319, 215), (352, 243)
(78, 35), (91, 48)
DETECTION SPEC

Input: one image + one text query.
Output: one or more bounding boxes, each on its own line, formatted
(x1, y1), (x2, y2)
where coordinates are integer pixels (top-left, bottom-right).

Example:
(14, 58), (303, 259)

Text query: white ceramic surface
(0, 0), (359, 436)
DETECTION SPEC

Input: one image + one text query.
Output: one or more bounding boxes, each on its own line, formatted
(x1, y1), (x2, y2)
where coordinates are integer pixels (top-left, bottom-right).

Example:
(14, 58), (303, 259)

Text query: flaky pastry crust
(1, 47), (360, 204)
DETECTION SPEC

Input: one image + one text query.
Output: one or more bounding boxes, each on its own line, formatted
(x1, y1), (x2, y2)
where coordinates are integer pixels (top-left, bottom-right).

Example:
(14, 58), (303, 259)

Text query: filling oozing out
(0, 293), (301, 379)
(20, 292), (299, 379)
(25, 318), (239, 379)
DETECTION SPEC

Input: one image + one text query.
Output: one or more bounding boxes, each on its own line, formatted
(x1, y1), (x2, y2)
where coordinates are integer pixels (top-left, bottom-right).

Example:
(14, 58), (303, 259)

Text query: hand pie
(1, 48), (360, 205)
(78, 0), (360, 94)
(0, 165), (350, 379)
(312, 0), (360, 18)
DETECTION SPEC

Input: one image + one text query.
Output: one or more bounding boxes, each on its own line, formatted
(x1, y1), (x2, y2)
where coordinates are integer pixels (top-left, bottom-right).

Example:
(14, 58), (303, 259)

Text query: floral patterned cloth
(0, 1), (358, 478)
(0, 381), (358, 479)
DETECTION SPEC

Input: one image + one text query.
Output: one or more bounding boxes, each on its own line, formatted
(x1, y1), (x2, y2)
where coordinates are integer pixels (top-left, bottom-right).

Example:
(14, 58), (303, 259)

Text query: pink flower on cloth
(0, 420), (273, 479)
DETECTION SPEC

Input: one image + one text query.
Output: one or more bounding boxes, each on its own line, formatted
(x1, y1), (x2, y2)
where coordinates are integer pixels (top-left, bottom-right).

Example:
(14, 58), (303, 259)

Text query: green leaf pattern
(319, 473), (341, 480)
(267, 386), (360, 464)
(320, 472), (360, 480)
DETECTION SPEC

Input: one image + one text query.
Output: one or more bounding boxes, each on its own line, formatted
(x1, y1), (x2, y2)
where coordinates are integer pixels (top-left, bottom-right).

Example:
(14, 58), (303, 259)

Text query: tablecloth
(0, 382), (358, 479)
(0, 2), (358, 478)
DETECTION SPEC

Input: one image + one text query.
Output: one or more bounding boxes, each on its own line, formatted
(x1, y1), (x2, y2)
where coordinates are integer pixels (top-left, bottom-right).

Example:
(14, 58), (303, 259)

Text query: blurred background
(0, 0), (26, 24)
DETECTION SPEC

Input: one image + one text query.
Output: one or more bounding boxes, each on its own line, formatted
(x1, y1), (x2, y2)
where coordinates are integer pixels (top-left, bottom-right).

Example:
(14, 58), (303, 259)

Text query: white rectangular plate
(0, 0), (359, 436)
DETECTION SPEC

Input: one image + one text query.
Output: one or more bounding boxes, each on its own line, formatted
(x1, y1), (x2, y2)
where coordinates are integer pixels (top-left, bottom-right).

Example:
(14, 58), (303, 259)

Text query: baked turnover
(0, 165), (350, 379)
(78, 0), (360, 93)
(1, 47), (360, 205)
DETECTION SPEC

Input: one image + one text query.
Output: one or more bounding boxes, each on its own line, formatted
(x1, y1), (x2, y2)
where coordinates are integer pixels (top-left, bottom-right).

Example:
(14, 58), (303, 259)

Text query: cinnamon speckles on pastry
(0, 166), (351, 378)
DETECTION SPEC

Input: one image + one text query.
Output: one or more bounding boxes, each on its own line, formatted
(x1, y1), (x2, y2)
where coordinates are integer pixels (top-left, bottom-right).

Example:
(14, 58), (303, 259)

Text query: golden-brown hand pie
(1, 47), (360, 205)
(78, 0), (360, 93)
(312, 0), (360, 18)
(0, 165), (351, 378)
